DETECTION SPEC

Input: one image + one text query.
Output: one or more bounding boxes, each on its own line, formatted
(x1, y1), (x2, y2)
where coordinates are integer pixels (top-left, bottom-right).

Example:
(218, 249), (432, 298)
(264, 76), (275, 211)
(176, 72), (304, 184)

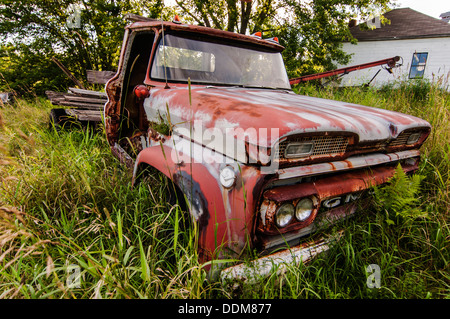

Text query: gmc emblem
(322, 192), (362, 209)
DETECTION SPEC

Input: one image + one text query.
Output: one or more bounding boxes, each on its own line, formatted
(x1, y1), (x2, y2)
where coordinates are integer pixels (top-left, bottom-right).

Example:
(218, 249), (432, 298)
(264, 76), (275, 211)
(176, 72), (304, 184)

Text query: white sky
(395, 0), (449, 19)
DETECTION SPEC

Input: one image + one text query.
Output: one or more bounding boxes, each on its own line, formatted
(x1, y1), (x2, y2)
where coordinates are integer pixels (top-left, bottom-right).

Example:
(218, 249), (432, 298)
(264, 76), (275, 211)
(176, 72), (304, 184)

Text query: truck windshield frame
(150, 33), (291, 89)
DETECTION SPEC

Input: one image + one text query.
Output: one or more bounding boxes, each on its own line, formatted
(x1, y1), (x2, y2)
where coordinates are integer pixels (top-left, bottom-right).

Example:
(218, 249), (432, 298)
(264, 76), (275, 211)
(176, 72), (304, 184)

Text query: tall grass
(0, 98), (216, 298)
(0, 81), (449, 299)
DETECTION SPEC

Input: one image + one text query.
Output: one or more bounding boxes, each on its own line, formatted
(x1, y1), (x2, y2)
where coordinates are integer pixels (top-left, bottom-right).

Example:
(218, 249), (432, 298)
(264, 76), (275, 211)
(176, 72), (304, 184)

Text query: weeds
(373, 164), (427, 225)
(0, 99), (214, 298)
(0, 81), (449, 299)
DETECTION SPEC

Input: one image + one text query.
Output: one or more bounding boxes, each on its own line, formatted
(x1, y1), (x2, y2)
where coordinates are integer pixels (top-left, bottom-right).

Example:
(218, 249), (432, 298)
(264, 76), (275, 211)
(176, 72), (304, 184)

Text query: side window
(409, 52), (428, 79)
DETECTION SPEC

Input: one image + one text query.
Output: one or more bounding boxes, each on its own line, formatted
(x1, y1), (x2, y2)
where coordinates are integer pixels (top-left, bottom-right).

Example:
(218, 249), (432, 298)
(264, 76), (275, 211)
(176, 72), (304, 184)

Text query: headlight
(284, 142), (313, 159)
(406, 132), (421, 145)
(275, 203), (294, 228)
(295, 198), (314, 222)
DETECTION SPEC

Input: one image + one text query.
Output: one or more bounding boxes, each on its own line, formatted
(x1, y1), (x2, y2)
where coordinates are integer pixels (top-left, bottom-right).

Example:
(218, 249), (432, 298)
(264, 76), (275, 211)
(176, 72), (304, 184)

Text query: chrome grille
(389, 131), (414, 147)
(277, 136), (349, 160)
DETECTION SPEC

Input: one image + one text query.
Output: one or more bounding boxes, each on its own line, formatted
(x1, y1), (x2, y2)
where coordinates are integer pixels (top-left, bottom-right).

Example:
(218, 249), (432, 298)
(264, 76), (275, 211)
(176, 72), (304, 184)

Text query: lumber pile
(46, 87), (107, 123)
(46, 68), (115, 127)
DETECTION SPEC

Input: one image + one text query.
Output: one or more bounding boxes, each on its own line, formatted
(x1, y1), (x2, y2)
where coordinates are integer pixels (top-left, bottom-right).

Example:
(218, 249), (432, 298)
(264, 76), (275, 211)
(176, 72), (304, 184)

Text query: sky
(396, 0), (449, 19)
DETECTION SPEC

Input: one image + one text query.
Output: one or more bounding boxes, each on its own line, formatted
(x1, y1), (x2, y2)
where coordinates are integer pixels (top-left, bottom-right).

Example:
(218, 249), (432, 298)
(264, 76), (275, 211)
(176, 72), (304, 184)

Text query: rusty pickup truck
(104, 19), (431, 281)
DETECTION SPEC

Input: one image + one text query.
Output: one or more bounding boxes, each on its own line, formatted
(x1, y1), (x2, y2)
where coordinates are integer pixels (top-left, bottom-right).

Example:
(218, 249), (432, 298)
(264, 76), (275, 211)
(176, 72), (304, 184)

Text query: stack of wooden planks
(46, 87), (107, 122)
(46, 69), (115, 127)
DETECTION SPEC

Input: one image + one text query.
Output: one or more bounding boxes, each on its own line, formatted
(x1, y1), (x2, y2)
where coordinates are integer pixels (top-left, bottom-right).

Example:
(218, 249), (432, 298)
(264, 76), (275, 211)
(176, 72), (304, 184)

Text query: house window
(409, 52), (428, 79)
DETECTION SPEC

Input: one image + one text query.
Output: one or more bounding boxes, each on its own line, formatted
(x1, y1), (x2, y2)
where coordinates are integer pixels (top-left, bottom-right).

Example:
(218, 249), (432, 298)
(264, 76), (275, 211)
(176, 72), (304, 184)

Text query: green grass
(0, 81), (449, 299)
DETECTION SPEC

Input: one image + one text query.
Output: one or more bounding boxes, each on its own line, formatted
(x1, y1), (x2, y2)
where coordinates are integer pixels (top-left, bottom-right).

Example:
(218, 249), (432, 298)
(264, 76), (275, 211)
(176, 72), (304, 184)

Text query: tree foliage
(0, 0), (395, 95)
(172, 0), (394, 78)
(0, 0), (163, 95)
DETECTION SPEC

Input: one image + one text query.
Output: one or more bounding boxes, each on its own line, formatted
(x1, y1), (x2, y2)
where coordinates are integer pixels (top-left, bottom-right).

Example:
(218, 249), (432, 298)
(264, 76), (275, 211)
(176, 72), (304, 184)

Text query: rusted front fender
(133, 143), (265, 264)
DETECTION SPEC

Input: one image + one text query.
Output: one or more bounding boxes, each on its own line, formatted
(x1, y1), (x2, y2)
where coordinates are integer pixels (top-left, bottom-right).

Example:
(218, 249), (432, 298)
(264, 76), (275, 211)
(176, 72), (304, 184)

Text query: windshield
(150, 33), (291, 89)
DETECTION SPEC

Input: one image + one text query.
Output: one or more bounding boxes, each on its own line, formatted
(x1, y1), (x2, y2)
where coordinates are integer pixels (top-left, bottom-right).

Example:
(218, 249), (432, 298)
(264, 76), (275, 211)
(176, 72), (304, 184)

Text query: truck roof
(126, 20), (285, 52)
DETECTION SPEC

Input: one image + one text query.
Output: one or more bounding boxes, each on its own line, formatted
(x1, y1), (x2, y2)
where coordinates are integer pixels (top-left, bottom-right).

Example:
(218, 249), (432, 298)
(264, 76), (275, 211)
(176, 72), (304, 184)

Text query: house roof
(349, 8), (450, 41)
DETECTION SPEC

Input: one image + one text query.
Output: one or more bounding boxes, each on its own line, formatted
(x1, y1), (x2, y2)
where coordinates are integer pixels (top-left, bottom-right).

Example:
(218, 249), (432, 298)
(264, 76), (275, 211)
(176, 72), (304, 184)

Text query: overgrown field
(0, 81), (448, 299)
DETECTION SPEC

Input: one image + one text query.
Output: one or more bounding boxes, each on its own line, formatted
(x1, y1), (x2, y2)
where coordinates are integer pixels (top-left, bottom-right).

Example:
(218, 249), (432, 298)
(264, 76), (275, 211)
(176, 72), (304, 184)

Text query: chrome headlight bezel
(275, 203), (295, 228)
(295, 197), (315, 222)
(219, 166), (236, 188)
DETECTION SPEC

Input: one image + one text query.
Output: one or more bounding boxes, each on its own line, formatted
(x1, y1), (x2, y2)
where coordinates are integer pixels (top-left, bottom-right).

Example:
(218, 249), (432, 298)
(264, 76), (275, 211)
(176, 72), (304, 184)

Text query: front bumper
(221, 231), (343, 285)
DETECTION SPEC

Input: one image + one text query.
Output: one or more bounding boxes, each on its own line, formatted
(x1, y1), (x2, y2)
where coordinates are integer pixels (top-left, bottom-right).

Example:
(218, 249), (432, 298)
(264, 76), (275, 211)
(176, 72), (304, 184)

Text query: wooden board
(63, 94), (107, 104)
(86, 70), (116, 84)
(124, 13), (157, 22)
(45, 91), (66, 102)
(66, 109), (103, 122)
(57, 101), (105, 110)
(46, 89), (107, 110)
(68, 87), (107, 98)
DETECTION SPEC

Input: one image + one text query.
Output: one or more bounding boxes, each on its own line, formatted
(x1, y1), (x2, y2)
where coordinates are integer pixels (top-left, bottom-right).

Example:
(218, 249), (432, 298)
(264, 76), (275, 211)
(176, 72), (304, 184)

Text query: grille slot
(277, 136), (349, 160)
(389, 131), (414, 147)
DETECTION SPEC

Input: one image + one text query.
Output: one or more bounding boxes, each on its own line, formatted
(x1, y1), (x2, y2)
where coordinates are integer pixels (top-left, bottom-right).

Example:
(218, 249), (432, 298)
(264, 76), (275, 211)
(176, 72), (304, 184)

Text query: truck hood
(144, 86), (430, 148)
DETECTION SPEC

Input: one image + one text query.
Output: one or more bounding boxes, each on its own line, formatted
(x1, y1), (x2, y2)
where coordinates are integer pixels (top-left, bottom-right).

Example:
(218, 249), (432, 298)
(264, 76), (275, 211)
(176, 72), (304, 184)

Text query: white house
(338, 8), (450, 89)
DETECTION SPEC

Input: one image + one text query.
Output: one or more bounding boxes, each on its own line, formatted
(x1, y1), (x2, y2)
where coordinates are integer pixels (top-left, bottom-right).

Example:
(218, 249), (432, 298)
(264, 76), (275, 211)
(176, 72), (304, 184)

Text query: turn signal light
(173, 15), (181, 23)
(251, 31), (262, 38)
(134, 85), (150, 99)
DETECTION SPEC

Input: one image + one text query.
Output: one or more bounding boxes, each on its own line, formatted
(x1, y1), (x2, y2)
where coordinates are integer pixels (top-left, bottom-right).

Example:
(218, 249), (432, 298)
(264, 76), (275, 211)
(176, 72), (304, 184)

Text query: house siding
(339, 37), (450, 89)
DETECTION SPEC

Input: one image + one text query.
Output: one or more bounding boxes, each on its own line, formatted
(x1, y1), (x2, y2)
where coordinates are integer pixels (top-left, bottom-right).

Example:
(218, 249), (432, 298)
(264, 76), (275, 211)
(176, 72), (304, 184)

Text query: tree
(0, 0), (395, 95)
(174, 0), (282, 35)
(172, 0), (395, 78)
(0, 0), (163, 95)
